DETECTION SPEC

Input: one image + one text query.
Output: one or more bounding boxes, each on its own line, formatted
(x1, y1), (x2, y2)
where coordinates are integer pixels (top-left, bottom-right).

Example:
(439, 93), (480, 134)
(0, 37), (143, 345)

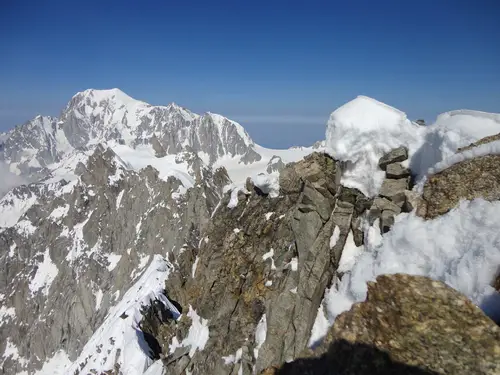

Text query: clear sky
(1, 0), (499, 148)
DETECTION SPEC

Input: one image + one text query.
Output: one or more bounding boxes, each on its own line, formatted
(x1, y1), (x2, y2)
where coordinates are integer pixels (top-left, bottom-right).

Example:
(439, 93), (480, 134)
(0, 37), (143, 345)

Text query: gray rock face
(133, 153), (373, 375)
(368, 197), (401, 232)
(403, 190), (421, 212)
(385, 163), (410, 179)
(0, 180), (68, 228)
(266, 156), (286, 174)
(0, 116), (63, 176)
(363, 146), (417, 234)
(378, 147), (408, 170)
(379, 177), (409, 201)
(0, 146), (221, 374)
(379, 211), (395, 234)
(60, 90), (256, 165)
(371, 197), (401, 215)
(240, 146), (263, 164)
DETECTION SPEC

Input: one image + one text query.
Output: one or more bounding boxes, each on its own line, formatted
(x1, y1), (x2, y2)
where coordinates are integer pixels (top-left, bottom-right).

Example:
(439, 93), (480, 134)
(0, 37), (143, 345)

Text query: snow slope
(62, 255), (180, 375)
(325, 96), (425, 197)
(313, 199), (500, 342)
(59, 88), (255, 161)
(412, 109), (500, 181)
(111, 144), (195, 188)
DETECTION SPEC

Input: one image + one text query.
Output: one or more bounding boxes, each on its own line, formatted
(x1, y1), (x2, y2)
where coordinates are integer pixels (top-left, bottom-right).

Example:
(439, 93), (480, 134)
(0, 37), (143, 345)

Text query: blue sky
(1, 0), (499, 147)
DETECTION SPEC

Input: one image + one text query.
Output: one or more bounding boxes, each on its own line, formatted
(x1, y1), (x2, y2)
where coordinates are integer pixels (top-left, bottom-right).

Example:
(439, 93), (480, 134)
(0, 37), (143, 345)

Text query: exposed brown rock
(276, 274), (500, 375)
(385, 163), (410, 179)
(458, 132), (500, 153)
(422, 154), (500, 219)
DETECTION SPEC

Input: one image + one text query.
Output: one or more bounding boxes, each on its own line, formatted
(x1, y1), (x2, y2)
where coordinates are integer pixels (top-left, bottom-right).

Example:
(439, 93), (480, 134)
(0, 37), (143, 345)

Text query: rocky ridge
(368, 146), (415, 233)
(0, 145), (225, 374)
(138, 149), (424, 374)
(140, 139), (500, 375)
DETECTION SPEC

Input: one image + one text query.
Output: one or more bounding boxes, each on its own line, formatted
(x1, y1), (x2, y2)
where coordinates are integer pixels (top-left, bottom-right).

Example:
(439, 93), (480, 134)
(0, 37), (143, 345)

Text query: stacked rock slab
(366, 146), (414, 233)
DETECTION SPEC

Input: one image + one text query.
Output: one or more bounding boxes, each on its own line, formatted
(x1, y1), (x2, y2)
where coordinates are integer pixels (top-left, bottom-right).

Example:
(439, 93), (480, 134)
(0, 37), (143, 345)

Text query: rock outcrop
(421, 134), (500, 219)
(378, 146), (408, 170)
(275, 274), (500, 375)
(0, 116), (61, 176)
(138, 153), (374, 374)
(457, 132), (500, 152)
(266, 156), (286, 174)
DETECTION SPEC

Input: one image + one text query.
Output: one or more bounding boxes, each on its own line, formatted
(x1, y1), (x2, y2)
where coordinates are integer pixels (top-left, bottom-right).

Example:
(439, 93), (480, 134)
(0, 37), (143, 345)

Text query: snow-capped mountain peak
(1, 89), (262, 178)
(72, 88), (147, 107)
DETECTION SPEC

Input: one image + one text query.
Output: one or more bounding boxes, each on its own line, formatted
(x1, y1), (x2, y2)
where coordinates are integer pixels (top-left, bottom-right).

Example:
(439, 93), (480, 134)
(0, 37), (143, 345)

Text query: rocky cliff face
(136, 153), (379, 374)
(0, 115), (64, 176)
(137, 141), (500, 375)
(0, 145), (224, 374)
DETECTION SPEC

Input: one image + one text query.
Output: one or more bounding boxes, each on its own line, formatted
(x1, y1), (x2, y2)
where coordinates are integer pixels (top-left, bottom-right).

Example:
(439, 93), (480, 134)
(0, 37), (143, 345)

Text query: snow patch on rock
(413, 109), (500, 179)
(29, 248), (58, 296)
(65, 255), (179, 375)
(170, 306), (210, 358)
(253, 313), (267, 359)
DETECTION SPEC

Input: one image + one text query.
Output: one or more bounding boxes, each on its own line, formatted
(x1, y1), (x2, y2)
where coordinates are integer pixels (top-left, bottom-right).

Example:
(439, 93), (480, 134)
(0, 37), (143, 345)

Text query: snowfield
(414, 110), (500, 173)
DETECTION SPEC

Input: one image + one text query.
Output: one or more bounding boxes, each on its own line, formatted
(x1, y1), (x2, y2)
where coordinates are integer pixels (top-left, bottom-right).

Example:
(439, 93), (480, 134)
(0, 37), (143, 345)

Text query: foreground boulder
(275, 274), (500, 375)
